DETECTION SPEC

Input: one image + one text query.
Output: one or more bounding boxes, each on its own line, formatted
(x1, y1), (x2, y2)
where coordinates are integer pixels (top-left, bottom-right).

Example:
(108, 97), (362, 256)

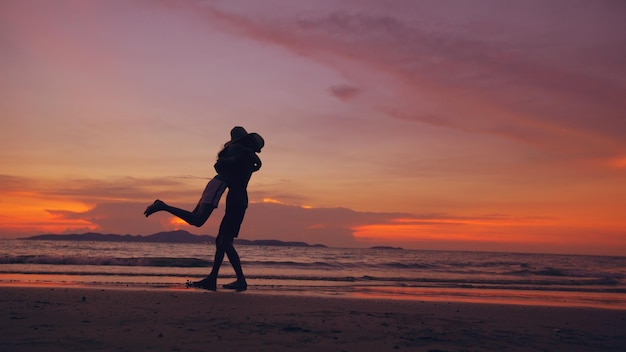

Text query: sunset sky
(2, 0), (625, 255)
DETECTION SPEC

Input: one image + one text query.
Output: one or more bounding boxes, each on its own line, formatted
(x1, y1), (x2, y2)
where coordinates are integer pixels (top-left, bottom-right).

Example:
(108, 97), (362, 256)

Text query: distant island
(25, 230), (327, 248)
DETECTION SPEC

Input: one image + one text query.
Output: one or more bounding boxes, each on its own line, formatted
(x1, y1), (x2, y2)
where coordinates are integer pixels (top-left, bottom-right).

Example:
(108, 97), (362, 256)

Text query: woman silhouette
(145, 126), (263, 291)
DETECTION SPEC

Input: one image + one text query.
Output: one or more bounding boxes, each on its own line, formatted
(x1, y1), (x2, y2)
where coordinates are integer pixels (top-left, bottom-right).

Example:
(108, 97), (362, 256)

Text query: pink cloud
(159, 2), (626, 160)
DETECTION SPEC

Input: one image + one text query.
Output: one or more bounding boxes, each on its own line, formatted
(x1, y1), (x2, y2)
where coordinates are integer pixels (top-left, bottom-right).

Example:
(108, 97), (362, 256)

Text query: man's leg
(190, 235), (225, 291)
(218, 204), (248, 290)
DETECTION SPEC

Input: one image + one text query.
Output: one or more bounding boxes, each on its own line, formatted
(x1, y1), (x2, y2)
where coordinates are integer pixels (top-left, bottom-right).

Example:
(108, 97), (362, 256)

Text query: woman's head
(230, 126), (248, 141)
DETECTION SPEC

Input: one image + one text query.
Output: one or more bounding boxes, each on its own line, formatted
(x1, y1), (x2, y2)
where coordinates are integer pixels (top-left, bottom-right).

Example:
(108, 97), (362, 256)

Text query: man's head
(230, 126), (264, 152)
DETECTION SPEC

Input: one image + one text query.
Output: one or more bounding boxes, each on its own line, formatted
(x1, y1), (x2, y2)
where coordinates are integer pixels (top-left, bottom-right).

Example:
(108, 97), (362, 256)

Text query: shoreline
(2, 279), (625, 311)
(2, 286), (625, 351)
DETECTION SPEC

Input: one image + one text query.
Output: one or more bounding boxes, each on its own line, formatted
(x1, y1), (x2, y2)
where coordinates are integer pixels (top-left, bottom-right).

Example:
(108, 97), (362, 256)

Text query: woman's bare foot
(144, 199), (165, 217)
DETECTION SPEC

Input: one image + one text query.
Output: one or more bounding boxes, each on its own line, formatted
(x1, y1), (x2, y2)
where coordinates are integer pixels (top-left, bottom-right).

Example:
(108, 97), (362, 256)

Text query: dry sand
(1, 286), (625, 351)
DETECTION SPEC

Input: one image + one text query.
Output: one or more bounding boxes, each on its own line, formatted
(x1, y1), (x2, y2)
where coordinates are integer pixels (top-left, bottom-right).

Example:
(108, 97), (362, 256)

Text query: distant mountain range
(25, 230), (327, 248)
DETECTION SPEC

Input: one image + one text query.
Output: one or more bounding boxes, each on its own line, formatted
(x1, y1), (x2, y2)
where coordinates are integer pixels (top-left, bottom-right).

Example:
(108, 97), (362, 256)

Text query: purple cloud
(329, 84), (361, 101)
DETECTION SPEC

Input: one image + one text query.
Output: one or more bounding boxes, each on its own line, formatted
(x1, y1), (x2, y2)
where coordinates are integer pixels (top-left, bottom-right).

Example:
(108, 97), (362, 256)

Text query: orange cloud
(2, 175), (624, 255)
(0, 190), (96, 236)
(609, 156), (626, 169)
(352, 214), (626, 255)
(352, 216), (558, 243)
(261, 198), (285, 204)
(0, 175), (199, 236)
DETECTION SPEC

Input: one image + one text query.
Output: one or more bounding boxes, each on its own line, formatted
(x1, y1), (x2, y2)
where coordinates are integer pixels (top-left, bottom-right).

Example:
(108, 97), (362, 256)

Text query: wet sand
(1, 286), (625, 351)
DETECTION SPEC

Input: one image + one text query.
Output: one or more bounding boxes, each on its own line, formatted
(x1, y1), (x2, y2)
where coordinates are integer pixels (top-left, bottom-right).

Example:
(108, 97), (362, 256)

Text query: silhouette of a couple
(144, 126), (264, 291)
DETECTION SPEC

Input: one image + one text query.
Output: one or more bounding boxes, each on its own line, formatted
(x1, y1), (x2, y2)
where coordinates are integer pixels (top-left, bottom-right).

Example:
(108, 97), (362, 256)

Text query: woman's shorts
(199, 178), (227, 207)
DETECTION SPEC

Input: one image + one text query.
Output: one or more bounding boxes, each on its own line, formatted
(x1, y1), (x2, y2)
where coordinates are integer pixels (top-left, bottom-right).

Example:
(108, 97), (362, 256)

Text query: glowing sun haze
(1, 0), (625, 255)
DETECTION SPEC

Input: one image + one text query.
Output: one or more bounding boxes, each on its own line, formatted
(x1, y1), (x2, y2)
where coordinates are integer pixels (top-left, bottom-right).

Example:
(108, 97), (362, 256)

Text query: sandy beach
(1, 286), (625, 351)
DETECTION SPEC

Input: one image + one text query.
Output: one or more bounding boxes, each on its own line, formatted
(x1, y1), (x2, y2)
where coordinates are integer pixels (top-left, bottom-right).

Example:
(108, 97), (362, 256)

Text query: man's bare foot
(188, 276), (217, 291)
(144, 200), (165, 217)
(223, 279), (247, 291)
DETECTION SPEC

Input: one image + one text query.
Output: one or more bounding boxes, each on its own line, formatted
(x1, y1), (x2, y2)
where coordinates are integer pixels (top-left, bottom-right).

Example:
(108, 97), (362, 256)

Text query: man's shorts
(199, 178), (227, 207)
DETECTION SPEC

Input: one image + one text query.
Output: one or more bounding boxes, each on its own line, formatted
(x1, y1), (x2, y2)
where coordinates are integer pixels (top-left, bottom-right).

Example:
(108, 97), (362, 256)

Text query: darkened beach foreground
(1, 286), (624, 351)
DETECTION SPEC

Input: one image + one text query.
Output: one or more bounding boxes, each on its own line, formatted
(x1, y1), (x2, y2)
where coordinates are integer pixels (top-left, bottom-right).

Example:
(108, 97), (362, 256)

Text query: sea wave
(1, 255), (623, 282)
(0, 256), (444, 271)
(0, 255), (210, 267)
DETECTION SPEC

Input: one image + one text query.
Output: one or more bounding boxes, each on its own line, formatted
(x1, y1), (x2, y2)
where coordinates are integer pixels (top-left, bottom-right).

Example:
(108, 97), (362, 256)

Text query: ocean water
(1, 239), (625, 309)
